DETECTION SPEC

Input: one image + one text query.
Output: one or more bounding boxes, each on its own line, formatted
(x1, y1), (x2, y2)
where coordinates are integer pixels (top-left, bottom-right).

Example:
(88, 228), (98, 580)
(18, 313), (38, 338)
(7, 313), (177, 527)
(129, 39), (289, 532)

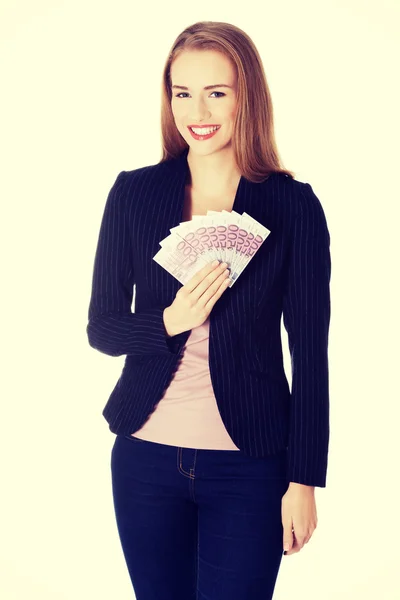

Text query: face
(170, 50), (238, 155)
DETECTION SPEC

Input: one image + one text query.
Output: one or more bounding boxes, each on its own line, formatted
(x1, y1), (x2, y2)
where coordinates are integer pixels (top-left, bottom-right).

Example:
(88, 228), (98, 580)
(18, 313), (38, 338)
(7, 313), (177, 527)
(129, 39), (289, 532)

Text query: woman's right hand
(163, 260), (231, 336)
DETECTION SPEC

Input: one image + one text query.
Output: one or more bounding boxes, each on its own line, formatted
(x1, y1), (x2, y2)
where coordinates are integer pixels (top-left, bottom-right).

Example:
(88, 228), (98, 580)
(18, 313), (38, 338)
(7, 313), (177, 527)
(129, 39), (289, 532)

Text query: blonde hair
(158, 21), (295, 183)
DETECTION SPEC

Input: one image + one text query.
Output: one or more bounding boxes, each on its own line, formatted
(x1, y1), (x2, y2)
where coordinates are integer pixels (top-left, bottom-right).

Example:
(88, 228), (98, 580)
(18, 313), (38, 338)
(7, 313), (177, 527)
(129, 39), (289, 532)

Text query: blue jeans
(111, 434), (289, 600)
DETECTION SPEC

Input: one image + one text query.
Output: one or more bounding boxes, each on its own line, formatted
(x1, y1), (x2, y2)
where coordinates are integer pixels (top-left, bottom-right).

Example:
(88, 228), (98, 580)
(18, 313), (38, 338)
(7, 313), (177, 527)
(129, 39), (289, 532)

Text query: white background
(1, 1), (399, 598)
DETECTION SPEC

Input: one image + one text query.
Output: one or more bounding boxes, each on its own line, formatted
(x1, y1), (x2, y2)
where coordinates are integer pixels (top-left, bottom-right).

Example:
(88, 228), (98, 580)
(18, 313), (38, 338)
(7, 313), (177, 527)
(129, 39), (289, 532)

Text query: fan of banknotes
(153, 209), (271, 287)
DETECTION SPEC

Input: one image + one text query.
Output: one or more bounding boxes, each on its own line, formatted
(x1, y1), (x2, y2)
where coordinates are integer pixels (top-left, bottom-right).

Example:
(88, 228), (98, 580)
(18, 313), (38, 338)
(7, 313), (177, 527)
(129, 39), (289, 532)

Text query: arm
(86, 171), (187, 357)
(282, 182), (331, 487)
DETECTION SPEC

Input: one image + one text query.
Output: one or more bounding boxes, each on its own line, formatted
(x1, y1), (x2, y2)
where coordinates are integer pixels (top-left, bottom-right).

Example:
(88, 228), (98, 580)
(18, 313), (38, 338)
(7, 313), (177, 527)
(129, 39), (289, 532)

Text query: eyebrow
(171, 84), (232, 90)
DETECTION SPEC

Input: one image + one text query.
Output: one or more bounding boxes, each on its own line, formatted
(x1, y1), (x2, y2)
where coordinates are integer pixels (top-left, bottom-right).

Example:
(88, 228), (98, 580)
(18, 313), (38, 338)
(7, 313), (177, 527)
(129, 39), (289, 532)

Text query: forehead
(171, 50), (236, 84)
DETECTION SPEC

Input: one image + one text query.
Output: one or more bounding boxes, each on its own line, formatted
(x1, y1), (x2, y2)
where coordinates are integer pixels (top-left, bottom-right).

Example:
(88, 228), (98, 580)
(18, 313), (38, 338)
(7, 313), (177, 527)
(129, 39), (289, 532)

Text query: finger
(283, 527), (294, 553)
(193, 263), (229, 304)
(285, 531), (308, 555)
(185, 260), (221, 294)
(204, 271), (231, 311)
(284, 538), (301, 555)
(202, 268), (230, 307)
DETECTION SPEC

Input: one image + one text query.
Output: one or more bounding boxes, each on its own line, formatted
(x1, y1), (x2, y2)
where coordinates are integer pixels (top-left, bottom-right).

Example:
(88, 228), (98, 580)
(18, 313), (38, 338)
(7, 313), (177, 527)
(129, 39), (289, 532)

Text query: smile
(188, 125), (221, 141)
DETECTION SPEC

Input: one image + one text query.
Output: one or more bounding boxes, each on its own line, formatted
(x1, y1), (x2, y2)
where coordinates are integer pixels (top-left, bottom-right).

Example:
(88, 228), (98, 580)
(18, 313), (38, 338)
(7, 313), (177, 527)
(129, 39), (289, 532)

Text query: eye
(174, 91), (226, 98)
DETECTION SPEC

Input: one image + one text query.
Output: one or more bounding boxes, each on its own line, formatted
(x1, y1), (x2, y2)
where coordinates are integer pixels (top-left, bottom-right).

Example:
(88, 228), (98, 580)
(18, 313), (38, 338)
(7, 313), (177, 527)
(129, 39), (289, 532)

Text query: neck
(186, 147), (241, 198)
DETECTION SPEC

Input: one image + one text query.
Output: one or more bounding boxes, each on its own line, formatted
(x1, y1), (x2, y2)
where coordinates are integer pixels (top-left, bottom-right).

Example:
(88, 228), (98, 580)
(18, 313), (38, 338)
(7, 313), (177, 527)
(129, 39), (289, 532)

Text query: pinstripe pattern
(86, 148), (331, 487)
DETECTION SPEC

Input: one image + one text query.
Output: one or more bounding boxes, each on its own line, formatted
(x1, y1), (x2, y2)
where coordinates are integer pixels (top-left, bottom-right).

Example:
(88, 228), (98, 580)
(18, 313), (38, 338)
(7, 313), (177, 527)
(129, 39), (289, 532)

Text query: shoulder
(264, 172), (317, 204)
(267, 173), (328, 222)
(109, 159), (174, 220)
(118, 158), (169, 188)
(111, 161), (172, 214)
(106, 159), (166, 204)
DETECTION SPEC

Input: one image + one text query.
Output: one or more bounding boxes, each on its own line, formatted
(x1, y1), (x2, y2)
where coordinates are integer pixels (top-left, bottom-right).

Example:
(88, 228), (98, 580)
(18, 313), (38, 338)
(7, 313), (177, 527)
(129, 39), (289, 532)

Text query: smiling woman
(89, 19), (331, 600)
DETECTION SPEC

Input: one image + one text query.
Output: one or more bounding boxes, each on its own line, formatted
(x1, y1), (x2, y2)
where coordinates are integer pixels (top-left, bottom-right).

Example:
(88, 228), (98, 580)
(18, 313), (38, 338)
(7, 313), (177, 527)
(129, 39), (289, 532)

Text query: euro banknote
(153, 209), (271, 287)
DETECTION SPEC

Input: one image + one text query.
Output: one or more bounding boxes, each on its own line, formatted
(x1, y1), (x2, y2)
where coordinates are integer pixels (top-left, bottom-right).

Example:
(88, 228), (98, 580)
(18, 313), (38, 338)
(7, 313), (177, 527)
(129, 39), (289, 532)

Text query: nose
(188, 98), (211, 122)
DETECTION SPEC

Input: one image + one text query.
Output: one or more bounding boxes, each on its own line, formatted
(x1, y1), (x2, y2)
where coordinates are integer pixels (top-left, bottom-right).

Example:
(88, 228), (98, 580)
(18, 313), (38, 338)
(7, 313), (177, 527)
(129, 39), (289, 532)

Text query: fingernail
(212, 260), (219, 266)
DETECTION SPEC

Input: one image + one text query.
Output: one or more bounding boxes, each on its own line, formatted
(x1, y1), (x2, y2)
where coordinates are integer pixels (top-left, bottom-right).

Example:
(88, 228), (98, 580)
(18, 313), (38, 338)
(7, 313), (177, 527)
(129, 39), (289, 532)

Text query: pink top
(131, 316), (240, 450)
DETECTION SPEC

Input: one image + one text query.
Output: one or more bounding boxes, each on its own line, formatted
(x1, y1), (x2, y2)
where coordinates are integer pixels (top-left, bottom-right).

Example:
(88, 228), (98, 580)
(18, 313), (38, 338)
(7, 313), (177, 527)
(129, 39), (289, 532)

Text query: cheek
(171, 103), (185, 119)
(228, 100), (238, 118)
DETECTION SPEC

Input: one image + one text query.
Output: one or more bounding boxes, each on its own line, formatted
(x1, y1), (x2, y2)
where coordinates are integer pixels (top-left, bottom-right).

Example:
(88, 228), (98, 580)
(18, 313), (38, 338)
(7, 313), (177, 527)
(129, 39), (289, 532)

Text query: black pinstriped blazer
(86, 147), (331, 487)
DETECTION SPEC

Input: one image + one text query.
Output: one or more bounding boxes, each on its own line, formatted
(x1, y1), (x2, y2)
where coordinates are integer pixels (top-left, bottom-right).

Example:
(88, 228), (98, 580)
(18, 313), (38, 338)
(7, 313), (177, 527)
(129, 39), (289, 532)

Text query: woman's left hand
(281, 483), (318, 555)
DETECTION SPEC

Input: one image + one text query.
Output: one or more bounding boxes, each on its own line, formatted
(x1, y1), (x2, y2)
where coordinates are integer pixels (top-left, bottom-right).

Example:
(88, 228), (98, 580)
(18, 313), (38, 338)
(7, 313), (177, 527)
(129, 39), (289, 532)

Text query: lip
(187, 124), (220, 128)
(187, 125), (221, 141)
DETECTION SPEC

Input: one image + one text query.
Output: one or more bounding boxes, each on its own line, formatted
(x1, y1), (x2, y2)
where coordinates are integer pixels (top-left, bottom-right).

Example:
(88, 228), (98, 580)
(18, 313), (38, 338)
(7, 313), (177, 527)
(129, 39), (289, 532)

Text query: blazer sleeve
(282, 182), (331, 488)
(86, 171), (186, 357)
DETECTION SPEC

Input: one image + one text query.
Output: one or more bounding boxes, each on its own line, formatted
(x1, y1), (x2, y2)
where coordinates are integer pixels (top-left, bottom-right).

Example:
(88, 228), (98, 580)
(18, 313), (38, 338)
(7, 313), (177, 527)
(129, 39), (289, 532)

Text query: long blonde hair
(158, 21), (295, 183)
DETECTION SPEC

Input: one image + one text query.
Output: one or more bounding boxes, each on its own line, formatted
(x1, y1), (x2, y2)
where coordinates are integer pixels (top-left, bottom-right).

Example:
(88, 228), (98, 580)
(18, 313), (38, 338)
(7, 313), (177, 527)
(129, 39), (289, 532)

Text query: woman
(87, 20), (331, 600)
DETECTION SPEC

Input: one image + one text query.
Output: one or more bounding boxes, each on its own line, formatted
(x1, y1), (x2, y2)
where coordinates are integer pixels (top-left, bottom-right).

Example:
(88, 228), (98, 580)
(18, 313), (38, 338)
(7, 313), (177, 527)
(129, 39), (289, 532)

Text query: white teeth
(190, 126), (220, 135)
